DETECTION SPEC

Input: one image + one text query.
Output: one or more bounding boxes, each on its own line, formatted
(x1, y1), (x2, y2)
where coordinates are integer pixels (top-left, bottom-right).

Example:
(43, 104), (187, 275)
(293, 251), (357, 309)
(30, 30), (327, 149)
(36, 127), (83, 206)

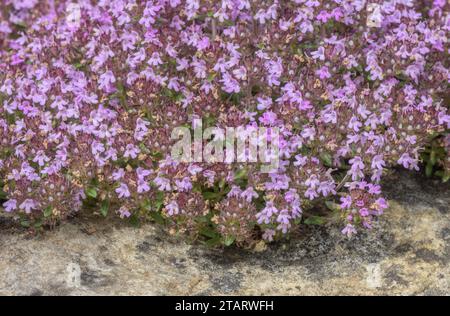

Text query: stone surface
(0, 170), (449, 296)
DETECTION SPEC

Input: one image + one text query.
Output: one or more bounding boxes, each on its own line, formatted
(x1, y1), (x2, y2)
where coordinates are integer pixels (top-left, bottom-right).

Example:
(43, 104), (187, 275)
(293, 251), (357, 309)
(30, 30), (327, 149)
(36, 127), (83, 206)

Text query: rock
(0, 170), (449, 295)
(253, 241), (268, 253)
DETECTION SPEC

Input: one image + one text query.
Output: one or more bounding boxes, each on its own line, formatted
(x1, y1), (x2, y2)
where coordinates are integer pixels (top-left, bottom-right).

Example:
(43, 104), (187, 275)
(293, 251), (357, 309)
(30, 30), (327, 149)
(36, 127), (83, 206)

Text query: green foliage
(86, 187), (98, 199)
(43, 206), (53, 218)
(100, 200), (109, 217)
(421, 135), (449, 182)
(0, 185), (6, 202)
(304, 215), (327, 226)
(223, 235), (236, 246)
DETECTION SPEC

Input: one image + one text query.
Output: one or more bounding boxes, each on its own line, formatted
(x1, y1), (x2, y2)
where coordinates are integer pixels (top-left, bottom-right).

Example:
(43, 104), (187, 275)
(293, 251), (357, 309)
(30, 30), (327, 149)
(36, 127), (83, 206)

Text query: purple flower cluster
(339, 181), (388, 237)
(0, 0), (448, 244)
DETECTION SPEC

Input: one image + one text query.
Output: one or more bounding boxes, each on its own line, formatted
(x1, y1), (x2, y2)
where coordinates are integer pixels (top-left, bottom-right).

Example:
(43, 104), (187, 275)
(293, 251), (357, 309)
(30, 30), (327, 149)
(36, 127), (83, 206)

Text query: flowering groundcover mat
(0, 0), (449, 247)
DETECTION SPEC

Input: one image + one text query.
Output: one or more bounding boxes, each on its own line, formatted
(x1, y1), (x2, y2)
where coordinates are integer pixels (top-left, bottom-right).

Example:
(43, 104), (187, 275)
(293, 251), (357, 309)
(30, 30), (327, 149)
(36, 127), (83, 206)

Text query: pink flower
(340, 196), (352, 209)
(257, 97), (273, 111)
(124, 144), (140, 159)
(316, 66), (331, 79)
(19, 199), (37, 214)
(398, 153), (419, 171)
(220, 72), (240, 93)
(116, 183), (131, 199)
(311, 47), (325, 61)
(316, 11), (330, 23)
(119, 207), (131, 219)
(241, 187), (258, 202)
(349, 156), (365, 181)
(98, 71), (116, 91)
(165, 201), (180, 216)
(258, 111), (277, 126)
(256, 201), (278, 225)
(262, 229), (276, 242)
(137, 181), (151, 194)
(3, 199), (17, 213)
(154, 176), (171, 191)
(342, 224), (357, 238)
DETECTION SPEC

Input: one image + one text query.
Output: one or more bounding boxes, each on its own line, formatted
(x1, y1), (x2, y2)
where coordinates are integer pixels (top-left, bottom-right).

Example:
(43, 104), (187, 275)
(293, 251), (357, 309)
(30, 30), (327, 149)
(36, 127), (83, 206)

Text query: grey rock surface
(0, 170), (449, 295)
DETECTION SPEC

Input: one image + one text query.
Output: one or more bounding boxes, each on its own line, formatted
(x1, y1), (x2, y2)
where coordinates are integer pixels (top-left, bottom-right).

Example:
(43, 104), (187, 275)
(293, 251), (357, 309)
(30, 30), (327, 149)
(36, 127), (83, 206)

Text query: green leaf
(234, 168), (247, 181)
(154, 191), (164, 211)
(13, 21), (27, 29)
(0, 189), (7, 200)
(100, 200), (109, 217)
(116, 81), (128, 109)
(74, 62), (85, 70)
(151, 151), (164, 160)
(304, 216), (326, 226)
(149, 211), (165, 225)
(204, 115), (216, 127)
(442, 172), (450, 183)
(129, 213), (141, 227)
(34, 219), (43, 229)
(325, 201), (341, 212)
(140, 199), (152, 211)
(223, 235), (235, 246)
(202, 191), (221, 200)
(196, 214), (211, 223)
(207, 72), (217, 82)
(86, 187), (98, 199)
(204, 236), (222, 247)
(139, 142), (150, 154)
(199, 226), (219, 239)
(430, 150), (437, 165)
(320, 152), (333, 167)
(425, 162), (434, 177)
(43, 206), (53, 218)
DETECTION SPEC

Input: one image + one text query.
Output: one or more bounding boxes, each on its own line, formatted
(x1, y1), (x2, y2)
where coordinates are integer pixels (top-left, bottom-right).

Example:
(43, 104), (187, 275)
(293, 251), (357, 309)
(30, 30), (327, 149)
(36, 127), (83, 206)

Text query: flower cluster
(339, 181), (388, 237)
(0, 0), (448, 245)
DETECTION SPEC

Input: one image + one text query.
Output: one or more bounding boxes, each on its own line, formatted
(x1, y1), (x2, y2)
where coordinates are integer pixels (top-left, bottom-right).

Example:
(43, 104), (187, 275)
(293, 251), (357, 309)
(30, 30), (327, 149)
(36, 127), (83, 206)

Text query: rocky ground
(0, 170), (449, 296)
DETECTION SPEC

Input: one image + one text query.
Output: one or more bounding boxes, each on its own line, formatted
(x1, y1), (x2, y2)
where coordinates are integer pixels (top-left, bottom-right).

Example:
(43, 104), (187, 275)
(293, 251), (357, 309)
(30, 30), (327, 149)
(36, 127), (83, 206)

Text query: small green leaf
(234, 168), (247, 181)
(205, 236), (222, 247)
(320, 152), (333, 167)
(100, 200), (109, 217)
(0, 189), (7, 200)
(151, 151), (164, 160)
(154, 191), (164, 211)
(325, 201), (341, 212)
(425, 162), (434, 177)
(129, 213), (140, 227)
(74, 62), (84, 70)
(86, 187), (97, 199)
(202, 191), (221, 200)
(223, 235), (235, 246)
(34, 219), (43, 229)
(140, 199), (152, 211)
(43, 206), (53, 218)
(304, 216), (326, 226)
(207, 72), (217, 82)
(196, 214), (211, 223)
(139, 142), (150, 154)
(204, 115), (216, 127)
(430, 150), (437, 165)
(200, 226), (219, 239)
(149, 211), (165, 225)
